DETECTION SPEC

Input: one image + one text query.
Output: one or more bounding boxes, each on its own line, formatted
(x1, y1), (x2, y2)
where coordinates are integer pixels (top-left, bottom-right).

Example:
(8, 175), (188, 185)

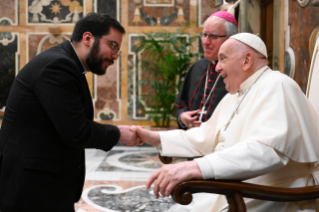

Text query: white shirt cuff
(195, 157), (215, 179)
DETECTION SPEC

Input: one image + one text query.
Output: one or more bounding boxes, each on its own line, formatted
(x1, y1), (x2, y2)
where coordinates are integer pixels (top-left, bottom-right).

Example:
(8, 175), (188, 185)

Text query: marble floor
(75, 145), (182, 212)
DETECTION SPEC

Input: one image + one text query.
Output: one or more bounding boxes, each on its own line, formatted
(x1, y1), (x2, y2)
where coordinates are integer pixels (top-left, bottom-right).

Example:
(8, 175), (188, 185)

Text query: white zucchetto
(230, 33), (268, 58)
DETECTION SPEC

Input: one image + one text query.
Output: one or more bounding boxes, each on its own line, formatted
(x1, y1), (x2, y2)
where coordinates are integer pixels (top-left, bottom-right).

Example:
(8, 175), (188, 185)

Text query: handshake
(117, 125), (161, 147)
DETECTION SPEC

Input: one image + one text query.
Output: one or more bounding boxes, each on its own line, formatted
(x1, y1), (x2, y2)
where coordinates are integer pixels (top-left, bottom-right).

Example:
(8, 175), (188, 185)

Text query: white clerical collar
(69, 40), (87, 74)
(238, 66), (269, 95)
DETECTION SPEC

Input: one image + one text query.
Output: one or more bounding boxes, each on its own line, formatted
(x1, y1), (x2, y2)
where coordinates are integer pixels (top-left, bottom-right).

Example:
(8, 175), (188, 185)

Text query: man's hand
(130, 126), (161, 147)
(118, 125), (140, 146)
(180, 110), (202, 128)
(146, 161), (203, 198)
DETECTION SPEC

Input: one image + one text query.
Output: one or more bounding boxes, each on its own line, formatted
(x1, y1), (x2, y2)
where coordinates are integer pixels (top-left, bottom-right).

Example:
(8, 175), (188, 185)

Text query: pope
(132, 33), (319, 212)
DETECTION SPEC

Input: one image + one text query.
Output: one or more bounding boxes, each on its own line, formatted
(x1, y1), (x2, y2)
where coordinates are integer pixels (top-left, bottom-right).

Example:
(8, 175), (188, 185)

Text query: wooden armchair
(164, 37), (319, 212)
(172, 180), (319, 212)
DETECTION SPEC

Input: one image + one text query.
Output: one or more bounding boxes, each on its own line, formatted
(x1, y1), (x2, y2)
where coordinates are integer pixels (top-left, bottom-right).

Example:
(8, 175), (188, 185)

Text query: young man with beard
(0, 13), (139, 212)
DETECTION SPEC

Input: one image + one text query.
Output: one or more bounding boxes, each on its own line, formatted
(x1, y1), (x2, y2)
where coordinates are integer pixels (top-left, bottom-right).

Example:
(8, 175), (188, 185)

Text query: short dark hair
(71, 12), (125, 42)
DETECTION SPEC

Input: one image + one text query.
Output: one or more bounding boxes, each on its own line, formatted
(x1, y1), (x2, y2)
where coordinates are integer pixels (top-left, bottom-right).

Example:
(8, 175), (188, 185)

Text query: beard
(86, 38), (114, 75)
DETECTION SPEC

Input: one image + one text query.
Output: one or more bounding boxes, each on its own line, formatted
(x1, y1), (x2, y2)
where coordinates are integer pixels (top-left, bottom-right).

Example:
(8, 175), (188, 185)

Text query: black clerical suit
(0, 41), (120, 212)
(175, 58), (228, 128)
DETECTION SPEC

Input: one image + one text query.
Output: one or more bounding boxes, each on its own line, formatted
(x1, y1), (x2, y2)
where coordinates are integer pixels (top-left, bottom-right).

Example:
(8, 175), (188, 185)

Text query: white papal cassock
(158, 67), (319, 212)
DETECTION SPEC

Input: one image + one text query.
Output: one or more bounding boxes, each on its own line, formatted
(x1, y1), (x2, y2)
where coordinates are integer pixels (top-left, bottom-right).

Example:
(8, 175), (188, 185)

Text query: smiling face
(86, 27), (123, 75)
(216, 39), (248, 94)
(202, 17), (228, 62)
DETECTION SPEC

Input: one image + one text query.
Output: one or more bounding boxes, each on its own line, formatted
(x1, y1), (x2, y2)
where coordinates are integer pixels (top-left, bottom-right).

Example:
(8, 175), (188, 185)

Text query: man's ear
(82, 32), (94, 47)
(243, 52), (253, 71)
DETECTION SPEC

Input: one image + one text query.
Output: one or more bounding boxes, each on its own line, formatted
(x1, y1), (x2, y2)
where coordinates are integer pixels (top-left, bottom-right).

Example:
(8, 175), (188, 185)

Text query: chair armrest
(158, 154), (174, 164)
(171, 179), (319, 212)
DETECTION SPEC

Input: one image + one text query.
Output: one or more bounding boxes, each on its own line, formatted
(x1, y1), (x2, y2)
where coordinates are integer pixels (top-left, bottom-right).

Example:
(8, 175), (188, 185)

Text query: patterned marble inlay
(95, 149), (161, 172)
(27, 0), (85, 25)
(82, 185), (175, 212)
(94, 0), (120, 21)
(129, 0), (189, 26)
(198, 0), (220, 27)
(94, 60), (121, 121)
(0, 0), (18, 25)
(127, 33), (189, 120)
(93, 0), (122, 121)
(0, 33), (19, 111)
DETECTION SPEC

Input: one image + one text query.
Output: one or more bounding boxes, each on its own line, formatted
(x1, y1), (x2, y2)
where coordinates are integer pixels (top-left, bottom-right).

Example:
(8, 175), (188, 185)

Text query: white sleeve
(194, 140), (289, 180)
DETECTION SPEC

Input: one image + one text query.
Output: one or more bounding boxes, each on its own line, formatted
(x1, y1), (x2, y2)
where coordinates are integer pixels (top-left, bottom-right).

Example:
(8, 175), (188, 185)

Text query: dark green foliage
(135, 27), (201, 127)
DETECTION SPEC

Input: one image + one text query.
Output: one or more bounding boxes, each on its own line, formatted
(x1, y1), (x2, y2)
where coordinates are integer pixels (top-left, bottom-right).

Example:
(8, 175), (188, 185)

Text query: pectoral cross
(198, 106), (207, 121)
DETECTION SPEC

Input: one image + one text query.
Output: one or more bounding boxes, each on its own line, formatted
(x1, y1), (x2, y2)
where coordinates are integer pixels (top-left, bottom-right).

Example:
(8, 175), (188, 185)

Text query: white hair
(225, 21), (238, 37)
(206, 16), (238, 37)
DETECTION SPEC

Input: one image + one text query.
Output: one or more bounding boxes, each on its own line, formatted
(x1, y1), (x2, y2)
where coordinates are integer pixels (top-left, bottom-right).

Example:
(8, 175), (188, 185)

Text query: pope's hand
(146, 161), (203, 198)
(130, 126), (160, 147)
(118, 125), (140, 146)
(180, 110), (202, 128)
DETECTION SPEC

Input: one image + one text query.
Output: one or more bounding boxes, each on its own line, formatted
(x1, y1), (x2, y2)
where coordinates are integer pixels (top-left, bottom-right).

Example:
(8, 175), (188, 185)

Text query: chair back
(306, 37), (319, 117)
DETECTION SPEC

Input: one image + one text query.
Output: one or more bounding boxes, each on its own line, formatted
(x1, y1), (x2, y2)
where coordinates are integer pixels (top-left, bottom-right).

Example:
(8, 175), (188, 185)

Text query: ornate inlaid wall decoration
(129, 0), (189, 26)
(94, 0), (120, 21)
(27, 0), (85, 25)
(92, 0), (122, 121)
(0, 0), (18, 26)
(198, 0), (219, 27)
(127, 33), (189, 121)
(239, 0), (261, 34)
(298, 0), (310, 7)
(0, 32), (19, 111)
(94, 59), (121, 121)
(284, 0), (296, 78)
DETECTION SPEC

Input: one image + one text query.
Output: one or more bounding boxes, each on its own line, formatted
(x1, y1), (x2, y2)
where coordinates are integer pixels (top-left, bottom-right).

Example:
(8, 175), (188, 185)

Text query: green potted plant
(135, 28), (201, 128)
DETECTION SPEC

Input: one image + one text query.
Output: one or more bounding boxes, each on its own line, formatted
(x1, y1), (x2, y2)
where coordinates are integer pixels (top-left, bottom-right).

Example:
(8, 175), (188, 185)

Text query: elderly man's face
(201, 17), (228, 62)
(216, 39), (244, 94)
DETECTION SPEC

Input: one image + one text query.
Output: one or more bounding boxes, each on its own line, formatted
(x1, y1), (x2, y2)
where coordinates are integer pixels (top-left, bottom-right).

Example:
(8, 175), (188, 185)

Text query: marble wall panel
(288, 0), (319, 93)
(0, 33), (19, 111)
(128, 0), (190, 26)
(94, 0), (120, 21)
(127, 33), (190, 121)
(95, 60), (121, 121)
(27, 0), (85, 25)
(0, 0), (18, 25)
(91, 0), (121, 121)
(198, 0), (220, 27)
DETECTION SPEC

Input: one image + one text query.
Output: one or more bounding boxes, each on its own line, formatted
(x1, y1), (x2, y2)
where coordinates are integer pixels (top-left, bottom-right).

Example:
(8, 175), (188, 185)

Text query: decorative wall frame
(129, 0), (189, 26)
(26, 0), (85, 25)
(94, 0), (120, 21)
(127, 33), (189, 121)
(298, 0), (310, 7)
(198, 0), (219, 27)
(0, 0), (19, 26)
(144, 0), (174, 7)
(284, 0), (296, 78)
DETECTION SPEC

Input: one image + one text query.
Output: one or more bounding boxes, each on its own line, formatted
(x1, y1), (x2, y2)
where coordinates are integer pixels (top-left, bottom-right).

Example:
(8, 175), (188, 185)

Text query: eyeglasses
(200, 32), (227, 40)
(102, 37), (121, 56)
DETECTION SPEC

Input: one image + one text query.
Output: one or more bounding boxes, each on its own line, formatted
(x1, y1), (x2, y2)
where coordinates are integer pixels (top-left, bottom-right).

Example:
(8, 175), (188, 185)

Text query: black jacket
(0, 41), (120, 211)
